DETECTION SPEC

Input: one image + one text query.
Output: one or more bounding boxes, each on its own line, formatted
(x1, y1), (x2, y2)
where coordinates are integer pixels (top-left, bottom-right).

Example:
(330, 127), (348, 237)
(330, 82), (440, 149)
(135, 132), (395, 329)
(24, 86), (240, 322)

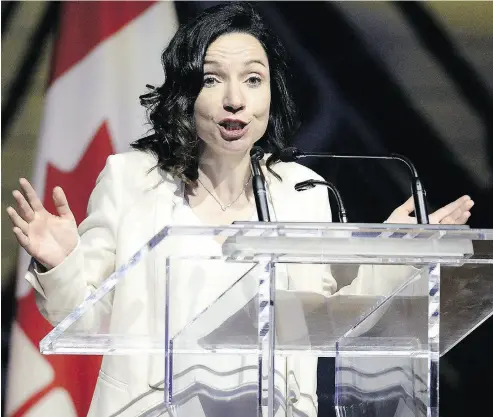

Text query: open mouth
(218, 120), (247, 130)
(218, 120), (249, 140)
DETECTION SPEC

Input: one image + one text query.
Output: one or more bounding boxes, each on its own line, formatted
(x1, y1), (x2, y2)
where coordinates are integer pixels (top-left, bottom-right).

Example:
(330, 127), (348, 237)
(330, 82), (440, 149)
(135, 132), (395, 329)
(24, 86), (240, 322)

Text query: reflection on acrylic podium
(40, 223), (493, 417)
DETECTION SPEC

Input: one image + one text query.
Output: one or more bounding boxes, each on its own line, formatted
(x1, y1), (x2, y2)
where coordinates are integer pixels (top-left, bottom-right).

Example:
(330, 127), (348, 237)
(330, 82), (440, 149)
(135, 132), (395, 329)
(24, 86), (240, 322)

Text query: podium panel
(39, 223), (493, 417)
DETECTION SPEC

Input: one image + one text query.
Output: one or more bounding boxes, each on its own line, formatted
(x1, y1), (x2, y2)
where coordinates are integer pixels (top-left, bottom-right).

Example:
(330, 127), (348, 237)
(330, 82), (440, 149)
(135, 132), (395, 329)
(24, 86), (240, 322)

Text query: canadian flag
(6, 2), (178, 416)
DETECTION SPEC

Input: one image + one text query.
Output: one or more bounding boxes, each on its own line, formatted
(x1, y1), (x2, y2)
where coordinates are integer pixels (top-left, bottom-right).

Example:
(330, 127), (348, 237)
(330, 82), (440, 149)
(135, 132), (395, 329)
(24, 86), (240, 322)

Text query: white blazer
(26, 150), (420, 417)
(25, 150), (341, 417)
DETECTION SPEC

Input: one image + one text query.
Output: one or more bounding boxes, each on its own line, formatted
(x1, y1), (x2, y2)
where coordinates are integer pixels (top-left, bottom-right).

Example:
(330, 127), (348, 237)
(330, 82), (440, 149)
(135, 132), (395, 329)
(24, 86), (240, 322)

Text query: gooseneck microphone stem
(282, 148), (430, 224)
(250, 146), (271, 222)
(295, 180), (348, 223)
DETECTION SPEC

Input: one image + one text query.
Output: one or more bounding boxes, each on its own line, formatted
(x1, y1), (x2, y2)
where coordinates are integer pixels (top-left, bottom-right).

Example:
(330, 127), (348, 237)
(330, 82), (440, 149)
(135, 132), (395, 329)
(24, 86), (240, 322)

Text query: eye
(203, 76), (219, 88)
(246, 75), (262, 87)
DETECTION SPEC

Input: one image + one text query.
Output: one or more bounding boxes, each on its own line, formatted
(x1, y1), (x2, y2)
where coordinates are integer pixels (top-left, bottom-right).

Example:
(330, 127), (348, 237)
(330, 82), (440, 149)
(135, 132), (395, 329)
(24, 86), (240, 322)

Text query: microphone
(295, 179), (348, 223)
(280, 147), (430, 224)
(250, 146), (271, 222)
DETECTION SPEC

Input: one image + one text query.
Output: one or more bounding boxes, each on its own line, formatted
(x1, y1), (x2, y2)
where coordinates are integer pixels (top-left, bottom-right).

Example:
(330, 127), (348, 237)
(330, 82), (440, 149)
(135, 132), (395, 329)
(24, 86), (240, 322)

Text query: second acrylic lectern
(40, 222), (493, 417)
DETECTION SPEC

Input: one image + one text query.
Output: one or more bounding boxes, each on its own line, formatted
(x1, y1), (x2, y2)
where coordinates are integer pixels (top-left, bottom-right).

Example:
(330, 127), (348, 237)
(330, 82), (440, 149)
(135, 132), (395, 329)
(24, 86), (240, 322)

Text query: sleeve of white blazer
(24, 155), (122, 327)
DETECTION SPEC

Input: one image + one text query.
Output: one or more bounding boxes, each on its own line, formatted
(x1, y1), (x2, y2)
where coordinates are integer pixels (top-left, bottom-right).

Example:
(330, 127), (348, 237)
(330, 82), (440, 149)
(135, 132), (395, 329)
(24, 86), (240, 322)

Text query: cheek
(193, 95), (209, 120)
(261, 85), (271, 109)
(193, 96), (215, 132)
(258, 89), (271, 122)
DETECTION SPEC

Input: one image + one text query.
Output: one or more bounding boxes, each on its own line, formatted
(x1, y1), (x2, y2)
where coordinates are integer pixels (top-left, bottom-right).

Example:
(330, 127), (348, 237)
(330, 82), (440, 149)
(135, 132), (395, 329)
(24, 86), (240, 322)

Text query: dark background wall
(2, 2), (492, 416)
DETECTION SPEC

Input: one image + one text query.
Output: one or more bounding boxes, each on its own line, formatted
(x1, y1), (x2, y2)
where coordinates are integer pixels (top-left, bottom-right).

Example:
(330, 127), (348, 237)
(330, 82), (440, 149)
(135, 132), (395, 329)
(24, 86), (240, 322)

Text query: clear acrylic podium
(39, 222), (493, 417)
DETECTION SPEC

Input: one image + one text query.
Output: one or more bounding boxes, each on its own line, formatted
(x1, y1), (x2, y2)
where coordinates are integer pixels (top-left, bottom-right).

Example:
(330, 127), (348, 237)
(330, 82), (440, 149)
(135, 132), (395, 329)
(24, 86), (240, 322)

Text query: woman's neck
(197, 148), (252, 202)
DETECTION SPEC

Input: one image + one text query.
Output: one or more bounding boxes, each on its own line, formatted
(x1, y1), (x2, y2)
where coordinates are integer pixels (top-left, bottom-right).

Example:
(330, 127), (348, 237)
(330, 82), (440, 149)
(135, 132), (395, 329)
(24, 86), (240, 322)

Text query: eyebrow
(204, 59), (267, 68)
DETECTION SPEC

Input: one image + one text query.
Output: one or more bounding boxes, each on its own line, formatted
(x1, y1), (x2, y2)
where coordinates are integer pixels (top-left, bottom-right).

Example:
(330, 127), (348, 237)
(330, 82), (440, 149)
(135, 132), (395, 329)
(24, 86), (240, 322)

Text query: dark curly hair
(132, 2), (299, 184)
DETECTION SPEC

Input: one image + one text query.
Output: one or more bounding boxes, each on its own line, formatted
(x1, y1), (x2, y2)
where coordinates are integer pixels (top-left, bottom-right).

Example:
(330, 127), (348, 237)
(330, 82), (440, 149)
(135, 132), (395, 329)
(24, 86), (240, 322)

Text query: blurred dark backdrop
(2, 2), (492, 416)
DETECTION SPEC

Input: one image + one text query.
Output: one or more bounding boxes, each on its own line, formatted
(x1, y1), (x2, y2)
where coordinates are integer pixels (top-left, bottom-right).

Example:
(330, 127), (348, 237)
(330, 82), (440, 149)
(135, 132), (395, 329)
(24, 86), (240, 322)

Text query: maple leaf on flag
(12, 123), (115, 417)
(43, 122), (115, 225)
(7, 3), (178, 416)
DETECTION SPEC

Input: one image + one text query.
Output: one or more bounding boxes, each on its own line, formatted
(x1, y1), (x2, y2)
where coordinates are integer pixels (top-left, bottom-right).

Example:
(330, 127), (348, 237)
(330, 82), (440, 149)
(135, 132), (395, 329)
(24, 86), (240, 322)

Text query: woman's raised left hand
(386, 195), (474, 224)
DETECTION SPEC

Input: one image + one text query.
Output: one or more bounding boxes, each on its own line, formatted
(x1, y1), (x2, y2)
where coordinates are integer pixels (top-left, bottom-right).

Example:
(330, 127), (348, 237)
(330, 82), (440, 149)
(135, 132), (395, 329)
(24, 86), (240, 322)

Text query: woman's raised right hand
(7, 178), (79, 270)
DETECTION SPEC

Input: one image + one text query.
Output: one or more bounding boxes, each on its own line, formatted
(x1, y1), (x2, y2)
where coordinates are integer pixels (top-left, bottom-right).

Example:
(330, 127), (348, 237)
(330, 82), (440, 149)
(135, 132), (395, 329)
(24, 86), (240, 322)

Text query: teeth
(221, 121), (245, 130)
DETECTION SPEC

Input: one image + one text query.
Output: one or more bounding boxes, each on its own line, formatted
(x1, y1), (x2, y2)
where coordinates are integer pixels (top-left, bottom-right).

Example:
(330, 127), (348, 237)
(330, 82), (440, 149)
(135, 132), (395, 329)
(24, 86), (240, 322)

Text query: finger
(458, 211), (471, 224)
(12, 189), (35, 222)
(463, 198), (474, 211)
(430, 195), (472, 223)
(441, 206), (464, 223)
(12, 226), (30, 248)
(440, 210), (471, 225)
(398, 196), (415, 215)
(6, 206), (29, 234)
(454, 198), (475, 213)
(431, 200), (474, 224)
(19, 178), (45, 212)
(52, 187), (74, 219)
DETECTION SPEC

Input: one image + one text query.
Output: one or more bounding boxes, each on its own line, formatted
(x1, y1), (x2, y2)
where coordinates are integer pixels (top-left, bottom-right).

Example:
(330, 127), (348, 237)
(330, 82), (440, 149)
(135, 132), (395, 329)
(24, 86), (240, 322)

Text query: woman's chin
(200, 134), (258, 157)
(219, 136), (254, 154)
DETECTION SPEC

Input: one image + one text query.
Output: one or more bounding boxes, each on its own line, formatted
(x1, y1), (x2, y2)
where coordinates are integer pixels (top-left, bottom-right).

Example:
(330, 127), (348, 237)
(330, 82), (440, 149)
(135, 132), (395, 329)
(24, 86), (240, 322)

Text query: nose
(223, 81), (245, 113)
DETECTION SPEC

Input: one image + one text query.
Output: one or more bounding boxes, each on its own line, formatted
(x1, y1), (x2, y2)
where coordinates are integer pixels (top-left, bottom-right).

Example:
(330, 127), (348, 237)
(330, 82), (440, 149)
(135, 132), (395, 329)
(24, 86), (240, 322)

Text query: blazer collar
(147, 155), (290, 221)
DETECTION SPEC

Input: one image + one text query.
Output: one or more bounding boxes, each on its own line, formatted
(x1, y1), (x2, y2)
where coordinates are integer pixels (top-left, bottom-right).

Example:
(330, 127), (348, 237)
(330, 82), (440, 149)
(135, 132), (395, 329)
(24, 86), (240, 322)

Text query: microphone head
(280, 147), (302, 162)
(250, 146), (265, 160)
(294, 180), (316, 191)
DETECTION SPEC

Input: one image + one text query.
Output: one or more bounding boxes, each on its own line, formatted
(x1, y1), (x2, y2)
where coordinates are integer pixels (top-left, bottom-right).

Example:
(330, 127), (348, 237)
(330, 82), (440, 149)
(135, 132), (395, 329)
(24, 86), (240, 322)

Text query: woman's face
(194, 32), (271, 157)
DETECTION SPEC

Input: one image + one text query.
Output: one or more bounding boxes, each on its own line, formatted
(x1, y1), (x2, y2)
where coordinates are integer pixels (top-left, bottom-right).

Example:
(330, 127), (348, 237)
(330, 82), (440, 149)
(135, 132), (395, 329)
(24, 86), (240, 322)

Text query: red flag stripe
(50, 1), (156, 84)
(11, 382), (55, 417)
(8, 2), (176, 415)
(14, 125), (115, 417)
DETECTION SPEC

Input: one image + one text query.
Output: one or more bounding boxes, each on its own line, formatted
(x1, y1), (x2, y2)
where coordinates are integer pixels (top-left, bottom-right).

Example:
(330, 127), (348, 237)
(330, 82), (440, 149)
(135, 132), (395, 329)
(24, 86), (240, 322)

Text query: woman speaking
(7, 3), (473, 417)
